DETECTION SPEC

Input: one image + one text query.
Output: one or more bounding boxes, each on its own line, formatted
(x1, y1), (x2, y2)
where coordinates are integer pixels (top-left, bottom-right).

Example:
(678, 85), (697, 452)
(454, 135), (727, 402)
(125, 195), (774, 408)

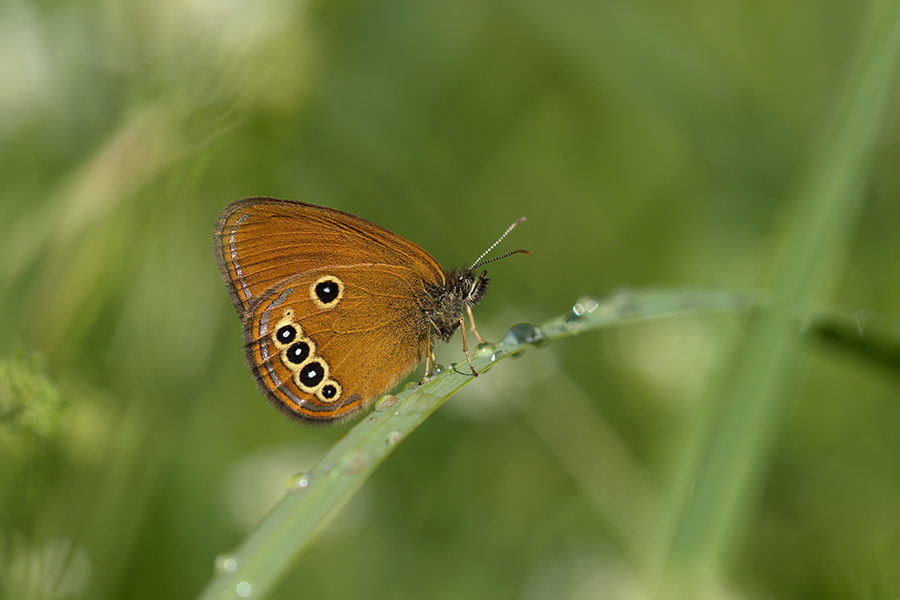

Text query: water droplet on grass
(476, 343), (494, 355)
(502, 323), (546, 346)
(235, 580), (252, 597)
(288, 472), (311, 492)
(342, 451), (370, 474)
(375, 395), (398, 411)
(214, 554), (238, 574)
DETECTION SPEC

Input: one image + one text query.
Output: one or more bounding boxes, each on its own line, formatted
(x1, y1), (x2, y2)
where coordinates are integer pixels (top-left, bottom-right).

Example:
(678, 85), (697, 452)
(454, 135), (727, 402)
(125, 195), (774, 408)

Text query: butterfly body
(425, 267), (489, 342)
(214, 197), (493, 423)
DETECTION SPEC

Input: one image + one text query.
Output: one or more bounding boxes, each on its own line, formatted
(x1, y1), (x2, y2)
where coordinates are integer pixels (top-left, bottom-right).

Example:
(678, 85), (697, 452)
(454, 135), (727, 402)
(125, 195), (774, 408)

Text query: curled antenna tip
(471, 248), (530, 269)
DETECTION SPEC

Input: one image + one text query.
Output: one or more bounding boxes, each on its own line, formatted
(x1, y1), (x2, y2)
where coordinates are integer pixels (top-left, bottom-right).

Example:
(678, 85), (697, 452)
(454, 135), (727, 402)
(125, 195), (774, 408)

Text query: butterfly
(214, 197), (526, 423)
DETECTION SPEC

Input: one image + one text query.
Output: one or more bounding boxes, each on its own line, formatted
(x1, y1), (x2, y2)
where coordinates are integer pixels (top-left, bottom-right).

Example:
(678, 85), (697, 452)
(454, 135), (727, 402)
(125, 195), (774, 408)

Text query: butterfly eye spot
(268, 312), (338, 401)
(274, 324), (297, 346)
(310, 275), (344, 310)
(284, 340), (313, 365)
(294, 357), (329, 391)
(272, 311), (303, 349)
(316, 379), (342, 403)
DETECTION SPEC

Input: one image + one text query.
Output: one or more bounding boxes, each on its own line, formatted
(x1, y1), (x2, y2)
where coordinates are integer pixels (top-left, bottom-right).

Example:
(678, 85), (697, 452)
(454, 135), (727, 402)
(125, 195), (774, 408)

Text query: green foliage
(0, 353), (61, 445)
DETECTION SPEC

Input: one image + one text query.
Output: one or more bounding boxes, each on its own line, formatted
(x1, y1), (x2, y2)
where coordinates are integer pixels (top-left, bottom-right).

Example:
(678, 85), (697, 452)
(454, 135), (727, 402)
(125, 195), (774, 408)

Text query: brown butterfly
(214, 197), (526, 423)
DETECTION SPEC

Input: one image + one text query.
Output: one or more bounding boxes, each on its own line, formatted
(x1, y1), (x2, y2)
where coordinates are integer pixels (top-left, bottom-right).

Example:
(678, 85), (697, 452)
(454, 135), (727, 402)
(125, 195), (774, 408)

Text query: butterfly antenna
(469, 217), (528, 271)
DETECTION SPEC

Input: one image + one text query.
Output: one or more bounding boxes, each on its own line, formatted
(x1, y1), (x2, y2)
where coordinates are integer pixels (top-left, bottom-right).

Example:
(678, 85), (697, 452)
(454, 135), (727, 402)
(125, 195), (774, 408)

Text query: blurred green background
(2, 0), (899, 598)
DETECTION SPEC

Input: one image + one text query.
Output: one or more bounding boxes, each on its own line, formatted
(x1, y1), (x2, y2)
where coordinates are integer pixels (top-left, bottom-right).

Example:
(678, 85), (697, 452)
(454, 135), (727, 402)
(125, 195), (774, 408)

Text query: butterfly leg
(419, 328), (436, 385)
(419, 352), (434, 385)
(466, 305), (486, 345)
(459, 317), (478, 377)
(419, 349), (439, 384)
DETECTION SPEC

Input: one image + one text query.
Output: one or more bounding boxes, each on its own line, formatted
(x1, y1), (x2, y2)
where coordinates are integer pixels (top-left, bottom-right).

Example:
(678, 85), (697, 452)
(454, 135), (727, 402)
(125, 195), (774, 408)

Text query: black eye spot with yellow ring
(294, 357), (329, 392)
(310, 275), (344, 310)
(285, 340), (313, 365)
(272, 311), (302, 350)
(317, 379), (342, 404)
(274, 324), (297, 346)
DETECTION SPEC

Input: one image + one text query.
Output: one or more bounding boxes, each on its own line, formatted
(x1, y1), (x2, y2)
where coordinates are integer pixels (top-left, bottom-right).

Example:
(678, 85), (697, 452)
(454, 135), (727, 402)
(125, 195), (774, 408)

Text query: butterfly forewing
(215, 197), (445, 314)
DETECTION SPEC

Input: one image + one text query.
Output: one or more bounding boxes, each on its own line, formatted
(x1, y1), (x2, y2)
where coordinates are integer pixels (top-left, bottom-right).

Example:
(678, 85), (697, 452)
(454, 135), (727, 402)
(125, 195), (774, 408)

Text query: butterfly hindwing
(243, 264), (435, 422)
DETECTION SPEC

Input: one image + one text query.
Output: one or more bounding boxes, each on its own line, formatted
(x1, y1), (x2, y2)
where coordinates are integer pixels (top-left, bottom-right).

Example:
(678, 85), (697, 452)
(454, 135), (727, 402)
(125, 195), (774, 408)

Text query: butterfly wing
(214, 197), (444, 315)
(214, 197), (447, 422)
(244, 266), (435, 421)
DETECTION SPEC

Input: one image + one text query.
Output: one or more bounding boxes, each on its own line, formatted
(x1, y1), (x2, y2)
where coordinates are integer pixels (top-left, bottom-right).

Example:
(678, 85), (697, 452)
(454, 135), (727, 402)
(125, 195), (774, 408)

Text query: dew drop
(432, 363), (445, 375)
(475, 343), (494, 356)
(375, 395), (398, 411)
(236, 581), (252, 597)
(501, 323), (547, 346)
(567, 297), (600, 323)
(328, 467), (340, 480)
(214, 554), (239, 574)
(288, 472), (311, 492)
(342, 451), (370, 474)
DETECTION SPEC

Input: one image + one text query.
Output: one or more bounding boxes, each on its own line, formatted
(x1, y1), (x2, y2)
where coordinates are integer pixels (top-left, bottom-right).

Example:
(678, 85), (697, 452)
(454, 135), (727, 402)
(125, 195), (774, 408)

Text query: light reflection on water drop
(475, 343), (493, 355)
(235, 581), (252, 597)
(214, 554), (239, 574)
(287, 472), (311, 492)
(567, 297), (600, 324)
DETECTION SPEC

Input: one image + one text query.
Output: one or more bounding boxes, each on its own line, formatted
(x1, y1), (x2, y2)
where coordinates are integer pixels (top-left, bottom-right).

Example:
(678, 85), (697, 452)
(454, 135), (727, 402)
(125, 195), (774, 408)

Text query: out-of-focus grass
(2, 0), (900, 599)
(656, 3), (900, 598)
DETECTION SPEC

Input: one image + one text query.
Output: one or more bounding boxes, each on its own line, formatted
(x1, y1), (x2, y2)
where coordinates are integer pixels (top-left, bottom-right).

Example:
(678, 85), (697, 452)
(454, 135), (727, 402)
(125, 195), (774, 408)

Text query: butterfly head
(430, 218), (528, 344)
(453, 267), (489, 305)
(459, 268), (490, 307)
(427, 267), (489, 342)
